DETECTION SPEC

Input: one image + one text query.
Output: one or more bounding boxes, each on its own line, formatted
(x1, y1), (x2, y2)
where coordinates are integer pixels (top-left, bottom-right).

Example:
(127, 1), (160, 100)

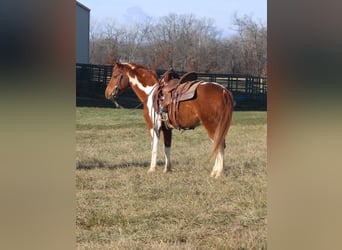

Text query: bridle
(113, 73), (123, 97)
(109, 73), (123, 101)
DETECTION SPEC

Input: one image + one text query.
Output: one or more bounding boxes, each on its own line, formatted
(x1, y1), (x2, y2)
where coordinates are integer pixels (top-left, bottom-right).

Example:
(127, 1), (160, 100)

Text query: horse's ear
(114, 62), (122, 69)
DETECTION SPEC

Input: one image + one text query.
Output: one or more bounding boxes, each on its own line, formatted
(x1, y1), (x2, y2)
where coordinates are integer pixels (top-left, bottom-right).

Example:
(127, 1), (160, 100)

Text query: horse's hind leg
(201, 120), (225, 178)
(210, 141), (225, 178)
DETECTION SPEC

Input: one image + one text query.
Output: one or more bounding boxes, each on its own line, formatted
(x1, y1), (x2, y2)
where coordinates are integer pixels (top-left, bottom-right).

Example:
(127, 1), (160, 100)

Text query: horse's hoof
(215, 173), (224, 178)
(163, 168), (172, 173)
(210, 171), (224, 178)
(147, 168), (156, 173)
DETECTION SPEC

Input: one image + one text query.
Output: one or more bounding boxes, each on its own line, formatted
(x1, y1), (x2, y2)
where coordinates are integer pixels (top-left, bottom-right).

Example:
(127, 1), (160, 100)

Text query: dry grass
(76, 107), (267, 249)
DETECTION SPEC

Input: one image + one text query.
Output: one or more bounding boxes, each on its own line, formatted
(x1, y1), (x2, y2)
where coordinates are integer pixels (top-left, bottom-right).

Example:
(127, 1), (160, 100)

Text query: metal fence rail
(76, 63), (267, 110)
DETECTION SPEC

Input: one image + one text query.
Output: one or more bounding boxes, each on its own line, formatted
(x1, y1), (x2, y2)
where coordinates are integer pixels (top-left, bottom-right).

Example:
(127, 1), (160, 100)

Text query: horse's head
(105, 62), (160, 103)
(105, 63), (130, 100)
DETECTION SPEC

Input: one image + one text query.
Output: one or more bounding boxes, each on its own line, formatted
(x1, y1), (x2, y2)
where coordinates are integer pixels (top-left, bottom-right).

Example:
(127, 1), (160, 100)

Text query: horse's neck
(128, 72), (158, 103)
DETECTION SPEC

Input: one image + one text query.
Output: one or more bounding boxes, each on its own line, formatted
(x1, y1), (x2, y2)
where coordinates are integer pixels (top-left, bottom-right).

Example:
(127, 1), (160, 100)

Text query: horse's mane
(119, 62), (158, 80)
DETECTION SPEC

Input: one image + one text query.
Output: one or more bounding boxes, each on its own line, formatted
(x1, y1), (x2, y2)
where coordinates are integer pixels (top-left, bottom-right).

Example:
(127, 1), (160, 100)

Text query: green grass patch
(76, 107), (267, 249)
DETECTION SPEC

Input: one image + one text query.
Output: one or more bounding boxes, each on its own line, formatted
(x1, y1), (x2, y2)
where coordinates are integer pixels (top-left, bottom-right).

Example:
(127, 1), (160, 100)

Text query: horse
(105, 62), (233, 178)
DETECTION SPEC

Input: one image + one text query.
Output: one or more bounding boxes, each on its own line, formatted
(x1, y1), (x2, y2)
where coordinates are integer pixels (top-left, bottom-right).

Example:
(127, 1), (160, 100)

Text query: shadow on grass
(76, 158), (166, 170)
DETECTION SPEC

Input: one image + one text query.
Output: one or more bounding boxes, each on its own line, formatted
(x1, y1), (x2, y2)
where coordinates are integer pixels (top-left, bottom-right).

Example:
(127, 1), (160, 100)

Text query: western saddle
(156, 69), (202, 129)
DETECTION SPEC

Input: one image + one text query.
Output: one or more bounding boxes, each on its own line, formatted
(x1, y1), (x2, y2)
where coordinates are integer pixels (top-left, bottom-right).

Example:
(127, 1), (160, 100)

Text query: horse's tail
(211, 89), (234, 158)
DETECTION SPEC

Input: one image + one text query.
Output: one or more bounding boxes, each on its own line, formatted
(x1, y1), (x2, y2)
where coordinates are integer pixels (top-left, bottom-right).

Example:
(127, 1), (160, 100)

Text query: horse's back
(196, 82), (232, 110)
(176, 82), (232, 128)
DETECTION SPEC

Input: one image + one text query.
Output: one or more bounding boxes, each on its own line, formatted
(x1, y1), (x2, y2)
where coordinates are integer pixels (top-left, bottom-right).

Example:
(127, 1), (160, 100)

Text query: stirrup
(160, 112), (169, 122)
(162, 112), (173, 129)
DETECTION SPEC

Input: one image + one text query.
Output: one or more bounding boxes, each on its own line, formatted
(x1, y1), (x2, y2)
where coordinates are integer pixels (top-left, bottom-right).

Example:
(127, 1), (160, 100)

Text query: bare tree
(232, 14), (267, 76)
(88, 13), (267, 76)
(145, 13), (222, 72)
(89, 19), (103, 64)
(89, 19), (124, 64)
(119, 19), (152, 63)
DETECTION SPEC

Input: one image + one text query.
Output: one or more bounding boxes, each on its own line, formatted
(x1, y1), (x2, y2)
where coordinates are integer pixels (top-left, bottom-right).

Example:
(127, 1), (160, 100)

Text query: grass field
(76, 107), (267, 249)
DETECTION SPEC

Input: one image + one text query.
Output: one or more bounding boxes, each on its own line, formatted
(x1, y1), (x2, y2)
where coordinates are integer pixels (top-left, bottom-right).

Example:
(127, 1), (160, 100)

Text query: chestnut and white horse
(105, 62), (233, 178)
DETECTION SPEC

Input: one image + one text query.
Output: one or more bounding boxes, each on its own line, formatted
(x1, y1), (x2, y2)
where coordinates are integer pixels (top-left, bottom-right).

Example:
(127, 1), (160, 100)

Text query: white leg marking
(145, 83), (161, 173)
(210, 145), (224, 178)
(148, 129), (159, 173)
(164, 146), (171, 173)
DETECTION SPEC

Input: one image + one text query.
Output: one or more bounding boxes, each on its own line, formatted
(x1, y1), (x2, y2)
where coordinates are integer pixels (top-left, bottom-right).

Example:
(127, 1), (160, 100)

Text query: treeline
(90, 14), (267, 76)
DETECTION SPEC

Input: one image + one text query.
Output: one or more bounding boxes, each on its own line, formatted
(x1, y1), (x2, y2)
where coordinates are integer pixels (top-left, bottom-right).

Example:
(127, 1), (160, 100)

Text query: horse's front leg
(161, 125), (172, 172)
(148, 128), (159, 173)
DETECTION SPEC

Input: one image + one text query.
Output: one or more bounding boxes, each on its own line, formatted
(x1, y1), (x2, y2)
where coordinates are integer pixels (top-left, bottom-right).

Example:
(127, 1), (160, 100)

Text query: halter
(112, 73), (123, 98)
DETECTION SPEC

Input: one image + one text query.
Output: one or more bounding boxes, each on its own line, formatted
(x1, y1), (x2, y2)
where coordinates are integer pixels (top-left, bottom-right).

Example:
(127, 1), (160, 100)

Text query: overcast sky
(79, 0), (267, 37)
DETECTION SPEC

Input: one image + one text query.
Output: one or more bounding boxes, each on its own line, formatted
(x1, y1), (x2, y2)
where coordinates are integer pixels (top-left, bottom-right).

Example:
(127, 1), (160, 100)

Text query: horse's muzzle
(105, 88), (116, 100)
(108, 92), (116, 101)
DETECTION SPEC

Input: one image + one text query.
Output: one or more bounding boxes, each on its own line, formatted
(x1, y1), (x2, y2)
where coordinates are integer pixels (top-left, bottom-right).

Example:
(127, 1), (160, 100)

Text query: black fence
(76, 63), (267, 110)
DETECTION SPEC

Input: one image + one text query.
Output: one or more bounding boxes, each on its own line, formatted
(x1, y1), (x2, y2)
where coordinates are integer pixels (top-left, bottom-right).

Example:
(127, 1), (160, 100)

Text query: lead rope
(113, 83), (158, 110)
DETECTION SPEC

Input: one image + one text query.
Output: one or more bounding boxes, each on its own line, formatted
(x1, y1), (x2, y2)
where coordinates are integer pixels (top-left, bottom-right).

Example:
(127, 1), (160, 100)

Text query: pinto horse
(105, 62), (233, 178)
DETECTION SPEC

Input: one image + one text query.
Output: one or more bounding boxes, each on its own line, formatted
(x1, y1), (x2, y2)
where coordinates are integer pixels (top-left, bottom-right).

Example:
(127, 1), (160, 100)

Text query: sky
(79, 0), (267, 37)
